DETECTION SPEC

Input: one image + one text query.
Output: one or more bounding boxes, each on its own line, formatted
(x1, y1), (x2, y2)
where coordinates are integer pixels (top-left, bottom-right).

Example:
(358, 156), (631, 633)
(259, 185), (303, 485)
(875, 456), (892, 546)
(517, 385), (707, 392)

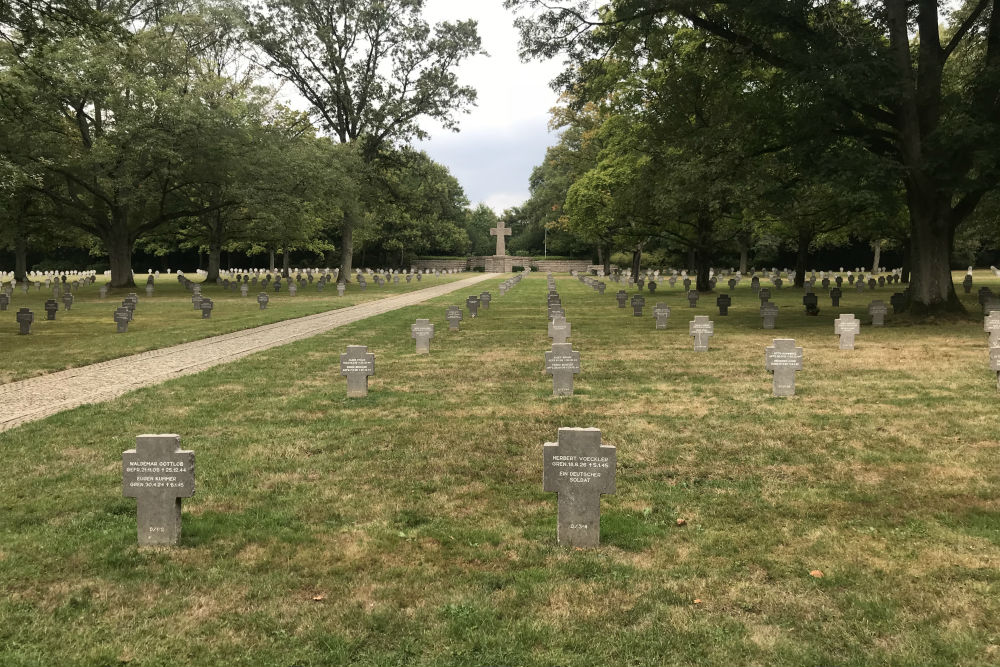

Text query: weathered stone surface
(869, 300), (887, 326)
(545, 343), (581, 397)
(765, 338), (804, 397)
(548, 316), (571, 344)
(835, 314), (860, 350)
(653, 303), (670, 330)
(446, 305), (463, 331)
(411, 318), (435, 354)
(985, 311), (1000, 347)
(340, 345), (375, 397)
(689, 315), (714, 351)
(122, 434), (195, 547)
(16, 308), (33, 335)
(542, 427), (616, 548)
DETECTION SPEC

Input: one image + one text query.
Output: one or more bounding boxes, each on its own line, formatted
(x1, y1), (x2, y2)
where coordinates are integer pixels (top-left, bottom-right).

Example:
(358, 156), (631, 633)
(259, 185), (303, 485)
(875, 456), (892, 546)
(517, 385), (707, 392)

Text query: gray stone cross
(542, 427), (616, 548)
(545, 343), (581, 396)
(200, 298), (214, 319)
(122, 434), (195, 546)
(984, 311), (1000, 347)
(44, 299), (58, 320)
(765, 338), (804, 397)
(689, 315), (714, 351)
(114, 307), (131, 333)
(446, 305), (463, 331)
(490, 219), (512, 256)
(548, 316), (571, 344)
(466, 295), (480, 317)
(653, 303), (670, 329)
(869, 300), (887, 326)
(257, 293), (269, 310)
(835, 314), (860, 350)
(0, 293), (8, 311)
(760, 302), (778, 329)
(16, 308), (33, 335)
(411, 318), (435, 354)
(340, 345), (375, 397)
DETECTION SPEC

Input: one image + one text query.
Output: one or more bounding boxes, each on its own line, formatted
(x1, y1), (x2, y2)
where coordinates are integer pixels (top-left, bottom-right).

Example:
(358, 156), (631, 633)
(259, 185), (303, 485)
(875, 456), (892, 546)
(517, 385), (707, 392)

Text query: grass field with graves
(0, 272), (466, 384)
(1, 271), (999, 666)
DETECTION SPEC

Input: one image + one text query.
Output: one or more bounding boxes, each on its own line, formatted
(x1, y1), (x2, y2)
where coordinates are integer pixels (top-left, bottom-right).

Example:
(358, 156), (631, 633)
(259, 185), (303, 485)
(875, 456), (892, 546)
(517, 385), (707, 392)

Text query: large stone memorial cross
(411, 318), (435, 354)
(490, 219), (512, 256)
(765, 339), (804, 397)
(122, 434), (195, 546)
(542, 427), (616, 548)
(689, 315), (714, 351)
(835, 314), (860, 350)
(340, 345), (375, 397)
(545, 343), (581, 396)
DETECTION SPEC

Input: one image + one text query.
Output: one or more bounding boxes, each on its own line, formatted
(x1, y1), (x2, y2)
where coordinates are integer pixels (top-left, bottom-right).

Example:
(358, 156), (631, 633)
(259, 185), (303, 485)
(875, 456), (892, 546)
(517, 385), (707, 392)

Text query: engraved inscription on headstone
(548, 316), (571, 344)
(545, 343), (581, 397)
(340, 345), (375, 398)
(765, 338), (804, 397)
(257, 293), (269, 310)
(689, 315), (714, 351)
(446, 305), (463, 331)
(835, 314), (860, 350)
(653, 303), (670, 330)
(114, 307), (131, 333)
(122, 434), (195, 547)
(542, 427), (616, 548)
(869, 300), (887, 326)
(466, 295), (480, 318)
(411, 318), (435, 354)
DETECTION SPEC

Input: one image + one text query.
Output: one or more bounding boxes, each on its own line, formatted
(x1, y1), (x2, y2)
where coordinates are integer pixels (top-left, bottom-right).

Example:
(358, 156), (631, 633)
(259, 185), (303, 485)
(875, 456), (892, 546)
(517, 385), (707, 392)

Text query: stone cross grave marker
(490, 219), (512, 256)
(687, 290), (700, 307)
(759, 288), (771, 304)
(765, 338), (804, 397)
(340, 345), (375, 397)
(122, 434), (195, 546)
(446, 305), (463, 331)
(0, 293), (8, 311)
(869, 300), (887, 326)
(289, 285), (297, 297)
(963, 274), (974, 294)
(653, 303), (670, 329)
(480, 292), (492, 310)
(616, 290), (627, 308)
(466, 295), (480, 317)
(114, 307), (131, 333)
(631, 294), (645, 317)
(984, 311), (1000, 347)
(16, 308), (33, 335)
(411, 318), (435, 354)
(337, 283), (346, 297)
(992, 348), (1000, 391)
(717, 293), (731, 315)
(760, 302), (779, 329)
(803, 292), (819, 315)
(145, 285), (154, 298)
(257, 293), (269, 310)
(62, 293), (74, 311)
(689, 315), (714, 351)
(240, 284), (248, 297)
(548, 316), (571, 344)
(192, 293), (203, 310)
(200, 298), (213, 319)
(542, 427), (616, 548)
(835, 314), (860, 350)
(44, 299), (58, 320)
(545, 343), (581, 396)
(99, 285), (108, 299)
(830, 287), (842, 307)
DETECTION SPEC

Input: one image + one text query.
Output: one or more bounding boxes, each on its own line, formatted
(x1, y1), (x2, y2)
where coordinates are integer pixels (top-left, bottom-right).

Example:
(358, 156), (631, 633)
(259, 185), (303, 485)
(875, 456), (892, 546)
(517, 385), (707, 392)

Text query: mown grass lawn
(0, 272), (465, 384)
(0, 271), (998, 666)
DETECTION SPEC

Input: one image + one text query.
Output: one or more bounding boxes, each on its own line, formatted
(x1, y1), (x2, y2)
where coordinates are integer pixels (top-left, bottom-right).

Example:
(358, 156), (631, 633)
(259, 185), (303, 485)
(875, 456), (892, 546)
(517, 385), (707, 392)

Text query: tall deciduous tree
(245, 0), (483, 283)
(507, 0), (1000, 315)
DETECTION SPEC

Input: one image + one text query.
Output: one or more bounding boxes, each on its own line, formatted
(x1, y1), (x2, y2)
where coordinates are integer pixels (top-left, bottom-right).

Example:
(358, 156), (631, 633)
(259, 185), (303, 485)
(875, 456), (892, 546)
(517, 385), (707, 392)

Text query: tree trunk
(105, 215), (136, 288)
(14, 230), (27, 282)
(601, 245), (611, 275)
(906, 195), (961, 315)
(596, 245), (604, 273)
(695, 248), (712, 292)
(871, 239), (882, 274)
(268, 249), (275, 272)
(794, 230), (811, 288)
(686, 247), (696, 273)
(339, 210), (356, 284)
(207, 241), (222, 282)
(738, 243), (749, 275)
(630, 246), (642, 276)
(282, 243), (290, 277)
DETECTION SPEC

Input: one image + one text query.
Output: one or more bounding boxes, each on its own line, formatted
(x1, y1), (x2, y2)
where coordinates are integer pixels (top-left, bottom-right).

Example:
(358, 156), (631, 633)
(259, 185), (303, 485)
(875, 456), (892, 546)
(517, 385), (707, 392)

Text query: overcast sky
(414, 0), (566, 213)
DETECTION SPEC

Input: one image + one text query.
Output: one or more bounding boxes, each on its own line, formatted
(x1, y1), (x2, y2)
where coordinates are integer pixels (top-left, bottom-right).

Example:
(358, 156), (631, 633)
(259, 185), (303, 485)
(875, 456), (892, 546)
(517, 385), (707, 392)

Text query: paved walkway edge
(0, 274), (498, 433)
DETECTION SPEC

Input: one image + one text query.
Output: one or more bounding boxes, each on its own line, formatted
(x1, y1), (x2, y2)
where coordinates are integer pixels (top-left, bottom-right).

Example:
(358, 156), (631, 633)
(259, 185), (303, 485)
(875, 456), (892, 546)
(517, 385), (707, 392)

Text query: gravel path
(0, 273), (496, 433)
